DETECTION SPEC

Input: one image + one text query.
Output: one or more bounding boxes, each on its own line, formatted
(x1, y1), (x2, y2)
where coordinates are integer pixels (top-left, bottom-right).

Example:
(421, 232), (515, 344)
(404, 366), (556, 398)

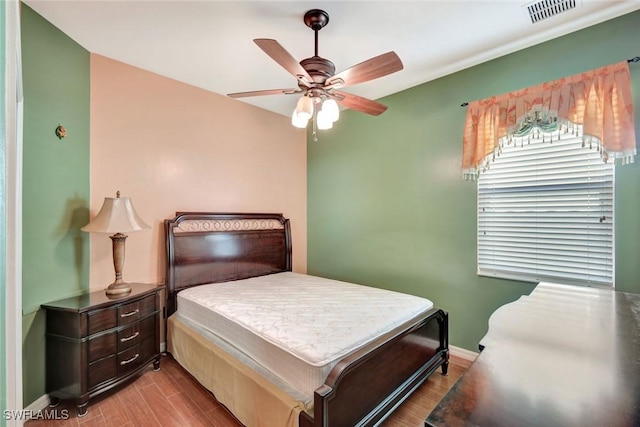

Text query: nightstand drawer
(118, 315), (155, 351)
(88, 308), (117, 335)
(117, 294), (156, 326)
(89, 332), (117, 363)
(117, 336), (155, 376)
(89, 354), (117, 389)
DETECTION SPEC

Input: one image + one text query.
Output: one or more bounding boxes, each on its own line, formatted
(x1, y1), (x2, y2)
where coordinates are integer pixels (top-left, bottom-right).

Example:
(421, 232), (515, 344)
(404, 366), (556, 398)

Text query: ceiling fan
(227, 9), (404, 137)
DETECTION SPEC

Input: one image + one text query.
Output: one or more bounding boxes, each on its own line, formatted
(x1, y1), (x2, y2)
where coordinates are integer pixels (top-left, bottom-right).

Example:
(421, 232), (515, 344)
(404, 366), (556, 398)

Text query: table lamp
(82, 191), (150, 295)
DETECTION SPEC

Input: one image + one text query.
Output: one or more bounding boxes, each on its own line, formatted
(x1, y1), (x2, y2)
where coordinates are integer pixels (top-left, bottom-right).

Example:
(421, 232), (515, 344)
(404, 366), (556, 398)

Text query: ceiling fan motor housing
(299, 57), (336, 85)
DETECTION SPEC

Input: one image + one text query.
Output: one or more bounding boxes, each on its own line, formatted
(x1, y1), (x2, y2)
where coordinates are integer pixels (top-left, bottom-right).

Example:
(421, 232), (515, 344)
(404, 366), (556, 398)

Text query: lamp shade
(82, 192), (150, 233)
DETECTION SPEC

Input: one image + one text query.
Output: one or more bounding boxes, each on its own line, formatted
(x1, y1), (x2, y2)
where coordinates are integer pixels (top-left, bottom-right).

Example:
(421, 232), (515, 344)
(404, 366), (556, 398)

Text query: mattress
(176, 271), (434, 398)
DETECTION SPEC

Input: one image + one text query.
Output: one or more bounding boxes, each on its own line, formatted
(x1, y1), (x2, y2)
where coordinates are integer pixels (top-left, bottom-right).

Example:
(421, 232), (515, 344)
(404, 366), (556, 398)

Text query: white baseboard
(449, 345), (479, 362)
(24, 393), (50, 413)
(161, 341), (166, 353)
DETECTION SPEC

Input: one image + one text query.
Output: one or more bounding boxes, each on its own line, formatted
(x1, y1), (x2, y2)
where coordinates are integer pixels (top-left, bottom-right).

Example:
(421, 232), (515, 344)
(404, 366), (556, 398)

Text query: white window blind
(477, 130), (614, 286)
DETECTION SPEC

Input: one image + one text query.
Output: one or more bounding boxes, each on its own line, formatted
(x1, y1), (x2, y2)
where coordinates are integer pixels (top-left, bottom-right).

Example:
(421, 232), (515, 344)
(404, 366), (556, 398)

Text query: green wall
(21, 4), (90, 405)
(1, 2), (8, 423)
(308, 10), (640, 351)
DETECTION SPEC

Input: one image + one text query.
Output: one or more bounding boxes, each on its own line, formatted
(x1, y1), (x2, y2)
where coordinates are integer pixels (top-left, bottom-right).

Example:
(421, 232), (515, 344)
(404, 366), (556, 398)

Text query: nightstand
(42, 283), (163, 417)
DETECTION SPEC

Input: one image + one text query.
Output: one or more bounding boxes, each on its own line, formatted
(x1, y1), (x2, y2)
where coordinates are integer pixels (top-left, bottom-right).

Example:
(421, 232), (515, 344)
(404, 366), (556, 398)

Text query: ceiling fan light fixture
(321, 99), (340, 122)
(227, 8), (403, 138)
(295, 95), (314, 120)
(316, 109), (334, 130)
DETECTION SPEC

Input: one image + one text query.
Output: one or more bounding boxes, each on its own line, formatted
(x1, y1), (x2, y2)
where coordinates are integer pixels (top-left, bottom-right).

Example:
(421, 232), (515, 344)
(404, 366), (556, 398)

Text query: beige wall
(89, 54), (307, 289)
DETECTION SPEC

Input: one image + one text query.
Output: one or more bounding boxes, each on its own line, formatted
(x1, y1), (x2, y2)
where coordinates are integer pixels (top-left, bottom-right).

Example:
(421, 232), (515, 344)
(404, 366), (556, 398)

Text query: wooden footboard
(300, 308), (449, 427)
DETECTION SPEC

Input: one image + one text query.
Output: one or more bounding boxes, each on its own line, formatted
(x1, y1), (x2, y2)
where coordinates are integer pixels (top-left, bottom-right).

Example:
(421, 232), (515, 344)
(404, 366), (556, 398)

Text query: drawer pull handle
(120, 332), (139, 342)
(120, 353), (139, 365)
(120, 309), (139, 318)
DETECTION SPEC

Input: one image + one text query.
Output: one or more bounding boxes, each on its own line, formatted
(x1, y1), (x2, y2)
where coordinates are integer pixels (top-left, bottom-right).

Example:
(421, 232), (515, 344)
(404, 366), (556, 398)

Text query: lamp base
(105, 281), (132, 296)
(106, 232), (132, 296)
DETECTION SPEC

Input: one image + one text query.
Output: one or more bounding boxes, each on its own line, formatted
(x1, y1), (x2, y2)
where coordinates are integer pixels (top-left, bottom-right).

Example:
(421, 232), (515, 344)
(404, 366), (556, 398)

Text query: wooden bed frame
(164, 212), (449, 427)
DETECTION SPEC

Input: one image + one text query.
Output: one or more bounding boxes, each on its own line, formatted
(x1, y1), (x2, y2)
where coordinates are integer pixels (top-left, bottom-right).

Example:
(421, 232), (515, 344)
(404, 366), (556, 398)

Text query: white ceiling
(23, 0), (640, 117)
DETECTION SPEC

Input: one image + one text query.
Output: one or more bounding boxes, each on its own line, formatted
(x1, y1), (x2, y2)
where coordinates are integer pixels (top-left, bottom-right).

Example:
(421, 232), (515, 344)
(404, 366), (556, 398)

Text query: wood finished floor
(25, 353), (472, 427)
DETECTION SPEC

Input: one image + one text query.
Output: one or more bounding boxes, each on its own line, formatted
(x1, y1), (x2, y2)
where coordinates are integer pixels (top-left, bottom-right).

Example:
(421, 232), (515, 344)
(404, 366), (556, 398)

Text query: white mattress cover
(176, 271), (433, 397)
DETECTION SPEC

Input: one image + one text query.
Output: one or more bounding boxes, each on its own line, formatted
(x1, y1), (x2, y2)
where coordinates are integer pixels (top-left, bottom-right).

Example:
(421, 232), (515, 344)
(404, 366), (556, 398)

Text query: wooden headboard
(164, 212), (292, 316)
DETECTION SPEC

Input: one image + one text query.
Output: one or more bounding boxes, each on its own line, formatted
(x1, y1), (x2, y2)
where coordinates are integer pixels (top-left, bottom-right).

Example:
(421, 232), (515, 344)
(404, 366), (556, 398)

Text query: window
(463, 61), (634, 287)
(477, 127), (614, 287)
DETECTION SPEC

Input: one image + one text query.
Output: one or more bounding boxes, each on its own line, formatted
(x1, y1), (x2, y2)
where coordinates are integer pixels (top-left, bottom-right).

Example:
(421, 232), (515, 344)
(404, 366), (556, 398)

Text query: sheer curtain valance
(462, 61), (637, 179)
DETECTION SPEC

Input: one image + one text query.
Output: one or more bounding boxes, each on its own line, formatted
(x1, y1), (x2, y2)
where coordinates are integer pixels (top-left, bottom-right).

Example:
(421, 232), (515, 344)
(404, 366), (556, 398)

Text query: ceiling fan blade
(326, 51), (403, 88)
(254, 39), (312, 86)
(333, 91), (388, 116)
(227, 88), (301, 98)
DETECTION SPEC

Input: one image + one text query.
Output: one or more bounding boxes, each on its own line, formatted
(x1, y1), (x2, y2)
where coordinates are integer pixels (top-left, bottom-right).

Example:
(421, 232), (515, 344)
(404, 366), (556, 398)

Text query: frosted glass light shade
(291, 110), (309, 128)
(295, 96), (314, 120)
(317, 110), (333, 130)
(322, 99), (340, 122)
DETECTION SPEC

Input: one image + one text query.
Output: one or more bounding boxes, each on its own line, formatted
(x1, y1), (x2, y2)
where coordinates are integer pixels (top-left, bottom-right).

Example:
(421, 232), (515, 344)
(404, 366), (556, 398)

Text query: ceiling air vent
(524, 0), (577, 24)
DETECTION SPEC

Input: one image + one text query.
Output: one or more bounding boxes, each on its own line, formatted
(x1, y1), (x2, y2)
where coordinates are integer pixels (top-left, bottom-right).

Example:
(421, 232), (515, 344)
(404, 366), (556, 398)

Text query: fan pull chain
(312, 118), (319, 142)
